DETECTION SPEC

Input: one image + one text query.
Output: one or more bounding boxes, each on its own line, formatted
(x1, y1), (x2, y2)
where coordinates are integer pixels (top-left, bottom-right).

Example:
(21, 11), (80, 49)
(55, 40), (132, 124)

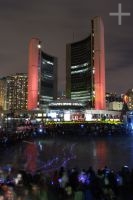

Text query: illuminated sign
(49, 102), (83, 107)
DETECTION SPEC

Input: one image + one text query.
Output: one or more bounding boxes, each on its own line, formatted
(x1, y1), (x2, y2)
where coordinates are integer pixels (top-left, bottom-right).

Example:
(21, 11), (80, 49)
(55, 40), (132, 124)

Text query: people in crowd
(0, 164), (132, 199)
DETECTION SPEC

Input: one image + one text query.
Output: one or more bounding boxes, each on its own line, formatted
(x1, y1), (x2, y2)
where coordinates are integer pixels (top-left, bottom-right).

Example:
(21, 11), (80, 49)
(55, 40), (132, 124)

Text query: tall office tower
(27, 38), (57, 110)
(28, 38), (40, 110)
(66, 16), (105, 110)
(92, 16), (105, 110)
(0, 77), (7, 110)
(6, 73), (27, 111)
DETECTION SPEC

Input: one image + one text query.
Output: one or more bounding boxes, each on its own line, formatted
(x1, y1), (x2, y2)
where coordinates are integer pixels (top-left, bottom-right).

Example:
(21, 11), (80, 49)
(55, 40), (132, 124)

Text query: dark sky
(0, 0), (132, 95)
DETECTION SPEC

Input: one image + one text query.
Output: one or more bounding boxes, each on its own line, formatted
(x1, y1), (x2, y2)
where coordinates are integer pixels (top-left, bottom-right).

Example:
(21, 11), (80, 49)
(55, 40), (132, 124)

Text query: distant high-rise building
(106, 92), (123, 103)
(27, 38), (57, 110)
(123, 89), (133, 110)
(66, 16), (105, 110)
(0, 77), (7, 110)
(6, 73), (27, 111)
(106, 92), (123, 111)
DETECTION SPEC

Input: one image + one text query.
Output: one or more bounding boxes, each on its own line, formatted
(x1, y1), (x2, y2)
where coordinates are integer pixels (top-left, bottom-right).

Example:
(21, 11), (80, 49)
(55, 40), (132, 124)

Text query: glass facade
(66, 36), (93, 107)
(27, 38), (57, 111)
(39, 52), (57, 109)
(66, 17), (106, 110)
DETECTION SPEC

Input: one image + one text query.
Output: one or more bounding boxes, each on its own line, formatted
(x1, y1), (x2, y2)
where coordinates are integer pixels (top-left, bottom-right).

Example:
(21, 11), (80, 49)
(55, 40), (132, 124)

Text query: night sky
(0, 0), (132, 95)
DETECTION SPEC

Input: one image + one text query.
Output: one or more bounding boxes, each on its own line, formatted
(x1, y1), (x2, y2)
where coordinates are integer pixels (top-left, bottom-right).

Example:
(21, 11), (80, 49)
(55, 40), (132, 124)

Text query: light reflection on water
(0, 136), (133, 171)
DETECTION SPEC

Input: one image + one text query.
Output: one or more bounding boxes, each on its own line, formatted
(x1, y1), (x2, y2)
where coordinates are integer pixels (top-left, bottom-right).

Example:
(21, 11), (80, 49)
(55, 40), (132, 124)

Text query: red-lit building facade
(66, 16), (105, 110)
(28, 38), (39, 110)
(27, 38), (57, 110)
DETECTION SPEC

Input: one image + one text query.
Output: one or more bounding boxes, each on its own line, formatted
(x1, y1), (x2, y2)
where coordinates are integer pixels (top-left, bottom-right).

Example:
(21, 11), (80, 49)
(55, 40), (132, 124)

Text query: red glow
(96, 142), (107, 168)
(24, 142), (38, 174)
(93, 17), (105, 110)
(27, 38), (40, 110)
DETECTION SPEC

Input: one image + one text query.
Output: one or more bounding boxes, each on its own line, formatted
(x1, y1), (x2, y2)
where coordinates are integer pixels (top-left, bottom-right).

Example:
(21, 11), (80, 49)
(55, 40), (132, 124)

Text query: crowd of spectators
(0, 122), (127, 148)
(0, 165), (132, 199)
(46, 123), (126, 137)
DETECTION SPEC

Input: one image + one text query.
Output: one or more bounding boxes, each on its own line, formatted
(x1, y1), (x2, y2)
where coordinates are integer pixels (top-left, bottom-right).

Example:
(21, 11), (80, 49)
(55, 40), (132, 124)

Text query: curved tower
(66, 36), (92, 107)
(27, 38), (57, 110)
(66, 16), (105, 110)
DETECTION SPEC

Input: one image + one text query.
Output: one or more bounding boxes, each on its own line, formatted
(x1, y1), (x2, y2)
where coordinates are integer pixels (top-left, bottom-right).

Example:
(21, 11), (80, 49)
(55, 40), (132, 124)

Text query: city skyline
(0, 0), (132, 95)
